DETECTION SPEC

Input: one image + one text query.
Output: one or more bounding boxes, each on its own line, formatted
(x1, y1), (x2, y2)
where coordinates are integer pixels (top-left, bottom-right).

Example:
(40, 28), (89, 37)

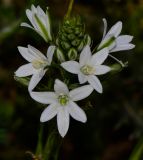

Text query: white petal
(40, 104), (58, 122)
(30, 91), (57, 104)
(78, 72), (87, 84)
(61, 61), (80, 74)
(102, 18), (107, 40)
(79, 45), (92, 66)
(20, 22), (33, 29)
(37, 6), (45, 17)
(46, 45), (56, 64)
(94, 65), (111, 75)
(32, 14), (48, 42)
(69, 85), (93, 101)
(28, 45), (47, 60)
(87, 75), (103, 93)
(57, 107), (70, 137)
(91, 47), (109, 65)
(31, 5), (37, 13)
(54, 79), (69, 95)
(116, 35), (133, 45)
(106, 21), (122, 38)
(18, 47), (36, 62)
(28, 69), (46, 91)
(15, 63), (34, 77)
(68, 101), (87, 123)
(26, 9), (33, 23)
(45, 10), (52, 41)
(26, 9), (37, 29)
(110, 44), (135, 53)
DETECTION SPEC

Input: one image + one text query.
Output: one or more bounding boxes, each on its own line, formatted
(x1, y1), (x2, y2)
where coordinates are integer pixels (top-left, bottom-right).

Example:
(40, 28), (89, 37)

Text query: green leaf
(129, 137), (143, 160)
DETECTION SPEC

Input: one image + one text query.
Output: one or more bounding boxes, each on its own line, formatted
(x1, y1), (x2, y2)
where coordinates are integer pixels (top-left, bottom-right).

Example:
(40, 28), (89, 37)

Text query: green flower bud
(68, 48), (77, 60)
(56, 48), (65, 62)
(78, 41), (84, 51)
(84, 34), (91, 46)
(67, 34), (76, 40)
(14, 76), (29, 87)
(71, 39), (80, 47)
(61, 42), (71, 50)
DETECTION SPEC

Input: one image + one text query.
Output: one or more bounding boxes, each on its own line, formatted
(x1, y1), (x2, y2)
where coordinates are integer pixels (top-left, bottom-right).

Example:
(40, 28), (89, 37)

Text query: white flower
(98, 18), (135, 52)
(61, 45), (111, 93)
(21, 5), (52, 42)
(15, 45), (55, 91)
(30, 79), (93, 137)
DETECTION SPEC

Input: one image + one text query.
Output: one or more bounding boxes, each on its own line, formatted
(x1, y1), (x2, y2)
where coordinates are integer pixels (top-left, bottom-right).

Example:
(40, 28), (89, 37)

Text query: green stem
(43, 127), (62, 160)
(35, 124), (43, 160)
(65, 0), (74, 19)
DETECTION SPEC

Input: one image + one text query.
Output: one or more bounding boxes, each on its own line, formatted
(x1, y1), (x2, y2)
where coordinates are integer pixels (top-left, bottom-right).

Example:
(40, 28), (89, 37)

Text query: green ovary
(58, 94), (69, 106)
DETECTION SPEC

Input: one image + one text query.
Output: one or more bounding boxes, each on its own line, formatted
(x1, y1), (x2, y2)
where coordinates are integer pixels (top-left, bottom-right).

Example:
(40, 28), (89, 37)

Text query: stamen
(80, 65), (95, 75)
(32, 59), (48, 69)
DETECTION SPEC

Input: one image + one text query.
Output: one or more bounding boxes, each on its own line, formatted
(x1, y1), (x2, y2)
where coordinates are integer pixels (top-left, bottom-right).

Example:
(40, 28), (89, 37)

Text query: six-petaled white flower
(98, 18), (135, 52)
(61, 45), (111, 93)
(30, 79), (93, 137)
(21, 5), (52, 42)
(15, 45), (55, 91)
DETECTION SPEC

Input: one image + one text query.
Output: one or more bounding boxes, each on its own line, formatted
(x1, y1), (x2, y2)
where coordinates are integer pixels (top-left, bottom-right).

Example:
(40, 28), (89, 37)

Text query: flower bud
(68, 48), (77, 60)
(110, 63), (122, 73)
(84, 34), (91, 46)
(21, 5), (52, 43)
(56, 48), (65, 62)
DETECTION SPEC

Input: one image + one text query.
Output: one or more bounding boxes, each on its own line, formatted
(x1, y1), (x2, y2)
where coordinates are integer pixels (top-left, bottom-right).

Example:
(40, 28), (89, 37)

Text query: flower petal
(57, 107), (70, 137)
(45, 9), (52, 41)
(15, 63), (34, 77)
(28, 69), (46, 91)
(18, 47), (36, 62)
(102, 18), (108, 40)
(87, 75), (103, 93)
(61, 61), (80, 74)
(46, 45), (56, 64)
(26, 9), (37, 29)
(21, 22), (33, 29)
(116, 35), (133, 45)
(106, 21), (122, 38)
(37, 6), (45, 16)
(68, 101), (87, 123)
(30, 91), (57, 104)
(40, 104), (58, 122)
(91, 47), (109, 65)
(54, 79), (69, 95)
(79, 45), (92, 66)
(78, 72), (87, 84)
(28, 45), (47, 60)
(110, 44), (135, 53)
(94, 65), (111, 75)
(69, 85), (93, 101)
(31, 5), (37, 13)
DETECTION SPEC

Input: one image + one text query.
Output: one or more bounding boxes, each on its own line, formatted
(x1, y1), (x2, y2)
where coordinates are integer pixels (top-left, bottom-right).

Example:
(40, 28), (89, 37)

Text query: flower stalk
(65, 0), (75, 19)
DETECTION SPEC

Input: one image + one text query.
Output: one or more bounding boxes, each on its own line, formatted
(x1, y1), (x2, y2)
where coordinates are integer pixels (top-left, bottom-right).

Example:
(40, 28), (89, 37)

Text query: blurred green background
(0, 0), (143, 160)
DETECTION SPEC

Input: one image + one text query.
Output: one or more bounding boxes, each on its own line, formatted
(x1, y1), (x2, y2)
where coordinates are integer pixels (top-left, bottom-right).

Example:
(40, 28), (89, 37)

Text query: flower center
(80, 65), (95, 75)
(32, 59), (48, 69)
(58, 94), (69, 106)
